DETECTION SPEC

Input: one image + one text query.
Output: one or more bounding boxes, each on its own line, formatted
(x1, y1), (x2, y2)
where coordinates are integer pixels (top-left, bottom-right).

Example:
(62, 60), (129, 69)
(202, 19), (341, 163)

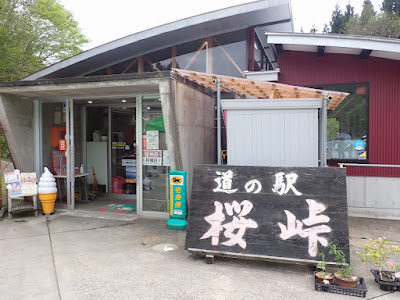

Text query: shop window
(323, 83), (369, 164)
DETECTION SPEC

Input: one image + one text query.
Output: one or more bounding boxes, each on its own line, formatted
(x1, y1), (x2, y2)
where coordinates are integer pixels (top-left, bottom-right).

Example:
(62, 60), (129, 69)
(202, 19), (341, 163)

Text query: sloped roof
(266, 32), (400, 60)
(173, 69), (348, 110)
(23, 0), (293, 81)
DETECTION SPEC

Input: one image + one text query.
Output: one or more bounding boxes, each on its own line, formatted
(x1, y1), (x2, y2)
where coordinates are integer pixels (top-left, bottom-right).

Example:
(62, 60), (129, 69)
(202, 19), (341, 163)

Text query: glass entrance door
(110, 106), (137, 199)
(142, 98), (169, 213)
(40, 100), (76, 209)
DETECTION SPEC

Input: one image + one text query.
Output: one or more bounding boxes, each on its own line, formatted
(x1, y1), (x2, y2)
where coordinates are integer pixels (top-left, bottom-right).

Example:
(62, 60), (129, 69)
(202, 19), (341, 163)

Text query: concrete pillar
(0, 94), (33, 170)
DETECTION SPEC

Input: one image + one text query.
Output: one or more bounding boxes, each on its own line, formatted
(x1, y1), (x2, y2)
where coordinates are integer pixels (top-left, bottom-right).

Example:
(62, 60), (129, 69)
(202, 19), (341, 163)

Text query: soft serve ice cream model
(38, 167), (57, 214)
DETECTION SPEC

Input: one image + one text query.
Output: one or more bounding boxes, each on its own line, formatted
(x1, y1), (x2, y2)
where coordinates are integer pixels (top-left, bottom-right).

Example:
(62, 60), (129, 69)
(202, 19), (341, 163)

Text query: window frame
(315, 82), (370, 165)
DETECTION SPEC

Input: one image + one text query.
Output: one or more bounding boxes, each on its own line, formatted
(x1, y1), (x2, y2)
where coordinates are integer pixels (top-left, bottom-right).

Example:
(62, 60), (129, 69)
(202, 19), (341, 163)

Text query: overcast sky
(59, 0), (383, 50)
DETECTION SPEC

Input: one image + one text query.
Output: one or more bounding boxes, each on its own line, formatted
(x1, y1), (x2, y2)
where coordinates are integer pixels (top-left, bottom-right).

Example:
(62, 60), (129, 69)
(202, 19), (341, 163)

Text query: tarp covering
(145, 115), (165, 132)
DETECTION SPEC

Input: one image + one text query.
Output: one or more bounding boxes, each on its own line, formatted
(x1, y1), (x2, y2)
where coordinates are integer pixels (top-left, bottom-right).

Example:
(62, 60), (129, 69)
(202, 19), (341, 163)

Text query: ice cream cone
(38, 167), (58, 215)
(39, 192), (57, 214)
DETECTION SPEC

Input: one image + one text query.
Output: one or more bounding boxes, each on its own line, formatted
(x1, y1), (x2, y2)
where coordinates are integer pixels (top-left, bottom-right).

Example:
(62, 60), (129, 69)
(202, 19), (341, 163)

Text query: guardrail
(340, 163), (400, 168)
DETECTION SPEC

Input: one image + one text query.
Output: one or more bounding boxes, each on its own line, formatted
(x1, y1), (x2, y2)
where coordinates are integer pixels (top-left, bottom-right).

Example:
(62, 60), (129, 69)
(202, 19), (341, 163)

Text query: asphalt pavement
(0, 210), (399, 300)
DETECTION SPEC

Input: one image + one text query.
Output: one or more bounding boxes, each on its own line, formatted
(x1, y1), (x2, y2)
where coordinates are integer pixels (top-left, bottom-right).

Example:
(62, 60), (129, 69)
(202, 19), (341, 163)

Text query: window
(324, 84), (369, 163)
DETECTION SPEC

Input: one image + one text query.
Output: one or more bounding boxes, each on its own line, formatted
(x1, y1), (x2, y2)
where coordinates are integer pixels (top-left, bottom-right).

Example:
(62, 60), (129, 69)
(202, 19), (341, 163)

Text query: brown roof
(172, 69), (349, 110)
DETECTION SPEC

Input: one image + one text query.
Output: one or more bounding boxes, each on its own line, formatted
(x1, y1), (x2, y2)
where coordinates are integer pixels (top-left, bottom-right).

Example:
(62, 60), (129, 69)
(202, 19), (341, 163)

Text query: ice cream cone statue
(38, 167), (57, 214)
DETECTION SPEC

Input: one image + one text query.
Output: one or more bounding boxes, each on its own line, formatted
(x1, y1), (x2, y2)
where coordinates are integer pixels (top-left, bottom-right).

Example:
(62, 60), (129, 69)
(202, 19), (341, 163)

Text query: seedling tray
(371, 270), (400, 292)
(314, 272), (368, 298)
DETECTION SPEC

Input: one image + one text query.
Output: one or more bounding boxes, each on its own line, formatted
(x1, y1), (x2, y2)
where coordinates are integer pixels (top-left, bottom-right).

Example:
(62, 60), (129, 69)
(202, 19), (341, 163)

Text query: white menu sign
(146, 131), (159, 150)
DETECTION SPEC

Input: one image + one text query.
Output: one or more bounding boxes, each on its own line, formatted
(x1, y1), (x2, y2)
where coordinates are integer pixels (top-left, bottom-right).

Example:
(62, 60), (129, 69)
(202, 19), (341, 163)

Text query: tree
(359, 0), (376, 26)
(330, 4), (345, 33)
(345, 0), (400, 38)
(343, 4), (355, 25)
(0, 0), (88, 81)
(310, 24), (317, 33)
(382, 0), (400, 16)
(322, 24), (330, 34)
(329, 3), (355, 34)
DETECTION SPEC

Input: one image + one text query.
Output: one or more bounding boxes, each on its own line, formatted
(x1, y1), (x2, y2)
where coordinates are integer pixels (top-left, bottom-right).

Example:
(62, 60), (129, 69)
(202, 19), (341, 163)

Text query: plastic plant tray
(314, 272), (368, 298)
(371, 270), (400, 292)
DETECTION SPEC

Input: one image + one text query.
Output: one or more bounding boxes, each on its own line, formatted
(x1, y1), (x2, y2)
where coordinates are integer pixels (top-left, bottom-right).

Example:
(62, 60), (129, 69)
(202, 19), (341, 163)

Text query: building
(266, 32), (400, 219)
(1, 0), (399, 220)
(0, 0), (295, 217)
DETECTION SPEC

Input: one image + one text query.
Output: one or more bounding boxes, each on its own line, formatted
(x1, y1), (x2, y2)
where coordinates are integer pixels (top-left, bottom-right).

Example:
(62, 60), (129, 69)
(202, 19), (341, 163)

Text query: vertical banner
(167, 170), (187, 230)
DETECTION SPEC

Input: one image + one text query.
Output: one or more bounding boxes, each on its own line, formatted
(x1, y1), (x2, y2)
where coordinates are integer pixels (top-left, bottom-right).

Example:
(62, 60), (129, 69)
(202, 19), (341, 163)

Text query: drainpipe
(321, 92), (329, 167)
(216, 77), (221, 165)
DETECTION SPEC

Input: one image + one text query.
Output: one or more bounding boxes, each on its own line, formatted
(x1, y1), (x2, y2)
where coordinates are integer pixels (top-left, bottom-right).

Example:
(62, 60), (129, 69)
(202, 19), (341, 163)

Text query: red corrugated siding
(278, 51), (400, 177)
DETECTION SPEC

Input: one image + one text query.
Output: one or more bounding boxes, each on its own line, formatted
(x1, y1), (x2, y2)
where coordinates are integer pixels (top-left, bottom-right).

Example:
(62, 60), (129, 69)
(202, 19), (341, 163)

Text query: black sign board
(185, 165), (349, 264)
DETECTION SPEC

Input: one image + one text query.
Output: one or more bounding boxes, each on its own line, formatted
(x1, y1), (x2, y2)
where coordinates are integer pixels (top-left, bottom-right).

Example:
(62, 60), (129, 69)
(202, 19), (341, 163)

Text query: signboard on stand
(20, 173), (38, 195)
(185, 165), (349, 264)
(4, 170), (23, 198)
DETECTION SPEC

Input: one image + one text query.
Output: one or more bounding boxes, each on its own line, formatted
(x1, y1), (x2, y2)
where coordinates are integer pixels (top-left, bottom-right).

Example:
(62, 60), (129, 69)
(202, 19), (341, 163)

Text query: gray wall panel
(227, 107), (318, 167)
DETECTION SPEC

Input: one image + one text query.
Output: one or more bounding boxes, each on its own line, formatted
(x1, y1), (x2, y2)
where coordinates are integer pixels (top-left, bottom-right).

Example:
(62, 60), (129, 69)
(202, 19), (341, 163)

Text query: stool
(7, 193), (38, 219)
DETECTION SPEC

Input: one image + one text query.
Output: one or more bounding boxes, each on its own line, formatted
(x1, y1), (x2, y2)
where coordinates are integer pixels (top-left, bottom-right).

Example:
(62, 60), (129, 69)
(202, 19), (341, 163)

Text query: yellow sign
(358, 151), (367, 160)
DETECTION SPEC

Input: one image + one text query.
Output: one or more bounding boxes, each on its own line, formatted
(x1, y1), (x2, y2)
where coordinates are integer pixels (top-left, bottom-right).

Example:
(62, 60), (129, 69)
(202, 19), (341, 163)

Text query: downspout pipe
(321, 92), (329, 167)
(216, 77), (221, 165)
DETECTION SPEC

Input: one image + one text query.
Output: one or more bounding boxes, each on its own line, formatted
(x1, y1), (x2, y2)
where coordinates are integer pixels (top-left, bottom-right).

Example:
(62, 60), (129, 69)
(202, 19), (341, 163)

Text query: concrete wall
(347, 176), (400, 220)
(160, 79), (215, 205)
(0, 94), (34, 171)
(175, 81), (216, 204)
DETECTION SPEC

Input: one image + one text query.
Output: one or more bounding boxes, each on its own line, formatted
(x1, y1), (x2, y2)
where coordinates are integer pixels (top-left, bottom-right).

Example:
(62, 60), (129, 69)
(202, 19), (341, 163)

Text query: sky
(59, 0), (384, 50)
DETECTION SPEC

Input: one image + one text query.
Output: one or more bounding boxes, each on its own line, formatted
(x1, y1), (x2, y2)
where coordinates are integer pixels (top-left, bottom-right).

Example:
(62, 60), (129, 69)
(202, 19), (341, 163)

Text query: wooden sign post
(185, 165), (349, 264)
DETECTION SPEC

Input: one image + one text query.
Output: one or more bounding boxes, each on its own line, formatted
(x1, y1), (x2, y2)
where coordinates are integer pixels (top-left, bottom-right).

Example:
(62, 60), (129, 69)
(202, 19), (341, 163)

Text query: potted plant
(357, 237), (400, 289)
(328, 242), (359, 288)
(315, 248), (334, 284)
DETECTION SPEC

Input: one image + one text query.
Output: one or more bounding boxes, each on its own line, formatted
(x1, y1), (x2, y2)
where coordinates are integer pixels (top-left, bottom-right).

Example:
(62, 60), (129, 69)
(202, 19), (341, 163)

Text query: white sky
(59, 0), (383, 50)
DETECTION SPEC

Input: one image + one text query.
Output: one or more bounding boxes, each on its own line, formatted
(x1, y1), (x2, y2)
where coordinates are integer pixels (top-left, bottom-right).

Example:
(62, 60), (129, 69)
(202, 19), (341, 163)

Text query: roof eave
(23, 0), (293, 81)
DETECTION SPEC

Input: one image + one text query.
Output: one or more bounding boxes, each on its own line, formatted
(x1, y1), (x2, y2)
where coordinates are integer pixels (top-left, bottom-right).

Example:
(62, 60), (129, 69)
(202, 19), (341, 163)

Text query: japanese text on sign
(201, 170), (332, 256)
(143, 150), (162, 166)
(185, 165), (349, 263)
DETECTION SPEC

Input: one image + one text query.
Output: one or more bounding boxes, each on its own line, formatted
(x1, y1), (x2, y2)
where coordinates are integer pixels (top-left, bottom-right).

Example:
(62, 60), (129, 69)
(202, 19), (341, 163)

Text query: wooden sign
(185, 165), (349, 264)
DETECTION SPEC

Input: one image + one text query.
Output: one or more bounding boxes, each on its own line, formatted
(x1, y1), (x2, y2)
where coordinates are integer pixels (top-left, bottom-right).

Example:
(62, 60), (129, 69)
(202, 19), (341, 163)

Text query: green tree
(330, 4), (345, 33)
(344, 4), (355, 25)
(345, 0), (400, 38)
(0, 130), (10, 160)
(329, 3), (355, 34)
(0, 0), (88, 81)
(310, 24), (317, 33)
(322, 23), (329, 33)
(382, 0), (400, 16)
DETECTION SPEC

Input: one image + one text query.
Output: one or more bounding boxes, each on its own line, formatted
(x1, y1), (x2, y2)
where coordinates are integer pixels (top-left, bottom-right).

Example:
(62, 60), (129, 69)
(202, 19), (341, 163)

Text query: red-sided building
(262, 33), (400, 219)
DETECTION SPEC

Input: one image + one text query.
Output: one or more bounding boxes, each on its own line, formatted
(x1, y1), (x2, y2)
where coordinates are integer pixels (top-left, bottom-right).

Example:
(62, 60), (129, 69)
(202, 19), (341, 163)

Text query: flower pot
(315, 271), (334, 284)
(334, 272), (359, 288)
